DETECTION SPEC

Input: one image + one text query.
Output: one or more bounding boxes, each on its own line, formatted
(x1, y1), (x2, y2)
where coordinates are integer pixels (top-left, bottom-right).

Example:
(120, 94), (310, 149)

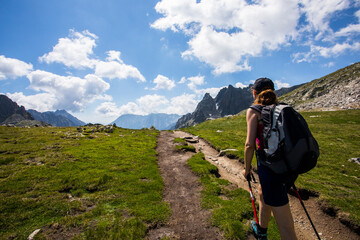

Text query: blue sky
(1, 0), (359, 124)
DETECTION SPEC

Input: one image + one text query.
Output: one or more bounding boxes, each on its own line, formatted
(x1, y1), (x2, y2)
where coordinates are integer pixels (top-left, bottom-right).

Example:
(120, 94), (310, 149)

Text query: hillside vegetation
(280, 62), (360, 111)
(0, 126), (170, 239)
(184, 109), (360, 231)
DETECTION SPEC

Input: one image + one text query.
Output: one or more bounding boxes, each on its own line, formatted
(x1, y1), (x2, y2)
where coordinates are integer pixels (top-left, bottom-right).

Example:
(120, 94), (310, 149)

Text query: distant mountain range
(28, 109), (86, 127)
(111, 113), (180, 130)
(0, 94), (85, 127)
(175, 84), (302, 128)
(2, 62), (358, 129)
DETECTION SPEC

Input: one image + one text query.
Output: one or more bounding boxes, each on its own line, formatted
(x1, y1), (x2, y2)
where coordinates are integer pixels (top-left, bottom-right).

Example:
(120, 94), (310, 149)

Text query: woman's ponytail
(253, 89), (278, 105)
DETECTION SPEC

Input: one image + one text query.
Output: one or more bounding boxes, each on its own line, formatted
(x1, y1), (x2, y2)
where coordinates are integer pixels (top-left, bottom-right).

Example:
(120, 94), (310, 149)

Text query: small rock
(348, 158), (360, 165)
(27, 229), (41, 240)
(218, 149), (238, 156)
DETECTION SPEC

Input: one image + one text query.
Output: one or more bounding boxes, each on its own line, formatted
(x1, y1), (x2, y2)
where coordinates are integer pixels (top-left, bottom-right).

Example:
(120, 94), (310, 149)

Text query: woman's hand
(242, 168), (251, 181)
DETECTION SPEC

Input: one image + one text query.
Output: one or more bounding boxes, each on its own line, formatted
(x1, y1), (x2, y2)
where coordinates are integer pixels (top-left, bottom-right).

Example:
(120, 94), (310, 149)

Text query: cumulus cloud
(275, 80), (291, 89)
(152, 0), (300, 74)
(152, 74), (176, 90)
(180, 75), (205, 91)
(94, 51), (146, 82)
(38, 30), (146, 82)
(179, 75), (223, 98)
(0, 55), (33, 80)
(6, 92), (58, 112)
(39, 29), (98, 69)
(334, 9), (360, 37)
(300, 0), (350, 33)
(95, 101), (121, 117)
(164, 93), (198, 115)
(17, 70), (111, 112)
(97, 93), (199, 117)
(293, 42), (360, 62)
(235, 82), (247, 88)
(152, 0), (360, 72)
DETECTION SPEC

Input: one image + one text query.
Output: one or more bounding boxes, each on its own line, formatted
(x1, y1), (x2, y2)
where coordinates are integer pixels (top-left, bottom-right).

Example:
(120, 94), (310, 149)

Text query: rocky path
(147, 131), (223, 240)
(147, 130), (359, 240)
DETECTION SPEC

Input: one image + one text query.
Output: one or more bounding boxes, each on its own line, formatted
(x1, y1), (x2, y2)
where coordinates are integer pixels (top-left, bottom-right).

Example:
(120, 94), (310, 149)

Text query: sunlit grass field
(0, 126), (170, 239)
(184, 109), (360, 230)
(186, 152), (280, 239)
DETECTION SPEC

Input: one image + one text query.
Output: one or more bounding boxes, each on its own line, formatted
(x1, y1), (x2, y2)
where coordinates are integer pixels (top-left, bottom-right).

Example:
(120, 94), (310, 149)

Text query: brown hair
(253, 89), (278, 105)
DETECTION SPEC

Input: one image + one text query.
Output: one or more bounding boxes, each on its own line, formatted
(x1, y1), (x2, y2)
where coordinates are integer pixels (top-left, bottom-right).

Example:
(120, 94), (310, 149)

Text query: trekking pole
(292, 184), (321, 240)
(247, 173), (259, 224)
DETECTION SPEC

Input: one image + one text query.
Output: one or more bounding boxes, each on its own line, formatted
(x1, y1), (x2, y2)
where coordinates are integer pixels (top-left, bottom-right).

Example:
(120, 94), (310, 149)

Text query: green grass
(174, 137), (196, 152)
(184, 109), (360, 229)
(0, 126), (170, 239)
(187, 152), (280, 239)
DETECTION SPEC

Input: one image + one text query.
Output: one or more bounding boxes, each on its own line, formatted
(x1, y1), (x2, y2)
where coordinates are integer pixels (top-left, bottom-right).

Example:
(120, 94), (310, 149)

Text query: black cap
(253, 77), (274, 94)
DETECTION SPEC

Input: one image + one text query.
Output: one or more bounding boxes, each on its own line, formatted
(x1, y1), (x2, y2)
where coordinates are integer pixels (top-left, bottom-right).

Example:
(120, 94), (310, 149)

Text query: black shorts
(257, 161), (297, 207)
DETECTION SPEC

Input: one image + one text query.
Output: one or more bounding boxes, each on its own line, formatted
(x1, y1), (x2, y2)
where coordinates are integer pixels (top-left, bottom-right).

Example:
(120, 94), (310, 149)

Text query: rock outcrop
(175, 83), (302, 129)
(0, 95), (34, 125)
(280, 62), (360, 111)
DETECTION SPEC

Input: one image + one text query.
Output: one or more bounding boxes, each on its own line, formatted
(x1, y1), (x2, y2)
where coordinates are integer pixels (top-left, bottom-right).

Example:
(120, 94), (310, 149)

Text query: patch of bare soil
(173, 131), (359, 240)
(146, 131), (223, 240)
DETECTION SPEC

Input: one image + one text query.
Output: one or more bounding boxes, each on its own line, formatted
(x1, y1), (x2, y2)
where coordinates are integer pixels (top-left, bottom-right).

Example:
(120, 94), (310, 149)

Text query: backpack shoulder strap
(272, 104), (288, 129)
(249, 104), (263, 113)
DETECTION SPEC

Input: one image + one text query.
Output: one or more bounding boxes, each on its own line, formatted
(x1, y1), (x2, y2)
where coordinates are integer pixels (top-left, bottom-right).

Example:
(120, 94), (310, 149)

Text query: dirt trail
(147, 130), (358, 240)
(172, 131), (359, 240)
(147, 131), (223, 240)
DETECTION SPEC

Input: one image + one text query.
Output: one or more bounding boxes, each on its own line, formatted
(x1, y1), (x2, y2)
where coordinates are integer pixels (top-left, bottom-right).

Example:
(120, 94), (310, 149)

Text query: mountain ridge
(28, 109), (86, 127)
(175, 84), (302, 128)
(111, 113), (180, 130)
(0, 95), (34, 125)
(176, 62), (360, 129)
(279, 62), (360, 111)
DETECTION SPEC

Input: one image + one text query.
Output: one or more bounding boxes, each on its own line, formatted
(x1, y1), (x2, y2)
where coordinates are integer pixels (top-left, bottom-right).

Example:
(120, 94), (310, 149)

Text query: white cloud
(39, 29), (98, 69)
(334, 9), (360, 37)
(97, 93), (199, 118)
(95, 101), (121, 117)
(180, 75), (205, 91)
(293, 42), (360, 62)
(0, 55), (33, 80)
(235, 82), (247, 88)
(194, 87), (223, 98)
(20, 70), (110, 112)
(153, 0), (300, 74)
(153, 0), (360, 72)
(152, 74), (176, 90)
(180, 75), (222, 98)
(6, 92), (58, 112)
(39, 31), (146, 82)
(323, 62), (335, 68)
(300, 0), (350, 33)
(164, 93), (198, 115)
(136, 94), (170, 112)
(275, 80), (291, 89)
(94, 60), (146, 82)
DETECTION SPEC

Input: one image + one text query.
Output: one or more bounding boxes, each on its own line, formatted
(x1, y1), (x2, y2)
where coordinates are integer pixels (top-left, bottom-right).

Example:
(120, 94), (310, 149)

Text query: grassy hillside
(0, 126), (170, 239)
(184, 109), (360, 230)
(279, 62), (360, 109)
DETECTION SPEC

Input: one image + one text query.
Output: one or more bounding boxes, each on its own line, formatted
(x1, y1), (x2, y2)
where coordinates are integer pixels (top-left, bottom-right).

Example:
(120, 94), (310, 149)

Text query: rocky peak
(0, 95), (33, 124)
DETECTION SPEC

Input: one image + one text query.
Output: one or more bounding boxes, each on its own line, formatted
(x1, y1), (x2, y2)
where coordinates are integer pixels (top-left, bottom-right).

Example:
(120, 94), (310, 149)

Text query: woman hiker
(242, 77), (298, 240)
